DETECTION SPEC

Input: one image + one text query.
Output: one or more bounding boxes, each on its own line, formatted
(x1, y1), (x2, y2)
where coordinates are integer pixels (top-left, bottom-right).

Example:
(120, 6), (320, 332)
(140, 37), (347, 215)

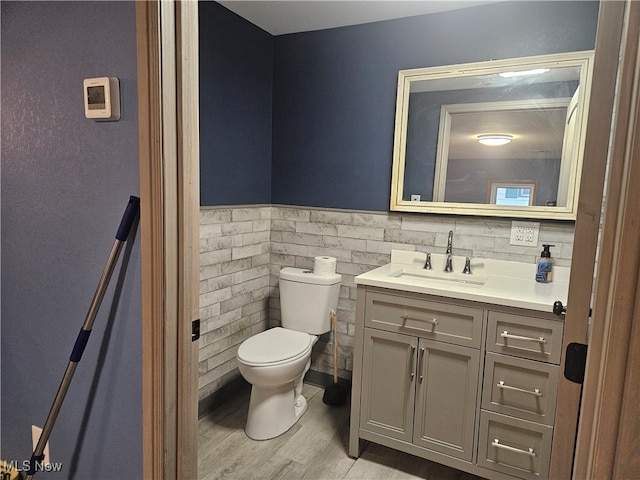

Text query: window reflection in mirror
(390, 51), (594, 220)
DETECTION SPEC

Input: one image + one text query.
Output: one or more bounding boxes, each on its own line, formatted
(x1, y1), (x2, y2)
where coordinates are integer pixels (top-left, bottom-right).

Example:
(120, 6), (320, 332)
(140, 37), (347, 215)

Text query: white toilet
(236, 267), (341, 440)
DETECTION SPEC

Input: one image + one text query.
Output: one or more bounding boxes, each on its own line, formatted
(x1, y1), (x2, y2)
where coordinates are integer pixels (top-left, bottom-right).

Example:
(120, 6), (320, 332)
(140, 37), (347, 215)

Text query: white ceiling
(217, 1), (500, 35)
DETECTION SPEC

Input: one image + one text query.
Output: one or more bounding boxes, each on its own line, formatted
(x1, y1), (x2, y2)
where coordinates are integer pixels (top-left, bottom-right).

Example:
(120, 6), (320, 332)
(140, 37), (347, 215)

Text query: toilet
(236, 267), (341, 440)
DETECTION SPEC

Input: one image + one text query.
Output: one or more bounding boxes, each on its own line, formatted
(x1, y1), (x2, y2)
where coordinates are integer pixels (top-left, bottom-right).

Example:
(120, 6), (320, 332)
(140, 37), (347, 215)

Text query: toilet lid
(237, 327), (313, 365)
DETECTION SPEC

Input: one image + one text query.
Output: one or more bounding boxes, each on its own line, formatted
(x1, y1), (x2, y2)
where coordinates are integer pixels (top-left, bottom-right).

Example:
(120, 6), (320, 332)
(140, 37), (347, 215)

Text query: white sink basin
(354, 250), (570, 312)
(388, 268), (488, 288)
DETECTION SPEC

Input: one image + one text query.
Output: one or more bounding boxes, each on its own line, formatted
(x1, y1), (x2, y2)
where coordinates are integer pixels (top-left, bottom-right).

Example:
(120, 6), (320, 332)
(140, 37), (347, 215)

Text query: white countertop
(355, 250), (569, 313)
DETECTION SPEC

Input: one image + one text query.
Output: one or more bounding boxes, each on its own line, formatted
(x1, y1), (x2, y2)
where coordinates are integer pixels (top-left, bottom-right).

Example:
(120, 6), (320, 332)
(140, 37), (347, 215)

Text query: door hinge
(192, 319), (200, 342)
(564, 342), (588, 384)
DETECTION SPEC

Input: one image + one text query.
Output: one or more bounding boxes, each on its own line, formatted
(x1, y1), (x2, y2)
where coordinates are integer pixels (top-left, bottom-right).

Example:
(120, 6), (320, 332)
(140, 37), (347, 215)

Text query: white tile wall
(199, 206), (271, 400)
(199, 204), (575, 400)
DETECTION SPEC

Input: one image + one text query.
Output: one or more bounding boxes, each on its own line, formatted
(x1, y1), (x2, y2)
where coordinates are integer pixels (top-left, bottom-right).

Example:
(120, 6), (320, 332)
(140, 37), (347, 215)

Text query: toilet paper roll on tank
(313, 256), (337, 276)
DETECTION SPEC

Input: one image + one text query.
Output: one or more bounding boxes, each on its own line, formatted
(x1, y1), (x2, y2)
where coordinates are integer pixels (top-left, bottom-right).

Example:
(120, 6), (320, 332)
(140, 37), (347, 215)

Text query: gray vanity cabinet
(350, 285), (564, 480)
(354, 287), (483, 464)
(360, 329), (479, 461)
(360, 328), (417, 443)
(413, 339), (479, 460)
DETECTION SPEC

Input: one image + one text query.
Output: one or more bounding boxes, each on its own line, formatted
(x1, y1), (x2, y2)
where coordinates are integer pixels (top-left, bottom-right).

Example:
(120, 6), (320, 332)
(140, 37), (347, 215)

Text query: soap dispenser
(536, 244), (554, 283)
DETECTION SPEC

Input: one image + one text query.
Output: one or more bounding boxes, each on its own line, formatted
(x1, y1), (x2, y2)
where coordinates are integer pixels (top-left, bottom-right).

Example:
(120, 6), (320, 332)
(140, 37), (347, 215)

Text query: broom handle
(332, 311), (338, 384)
(25, 196), (139, 479)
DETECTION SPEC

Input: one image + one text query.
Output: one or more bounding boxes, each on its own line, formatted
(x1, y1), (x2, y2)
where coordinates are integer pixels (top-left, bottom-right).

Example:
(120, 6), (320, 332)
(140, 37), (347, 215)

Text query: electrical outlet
(31, 425), (51, 465)
(510, 221), (540, 246)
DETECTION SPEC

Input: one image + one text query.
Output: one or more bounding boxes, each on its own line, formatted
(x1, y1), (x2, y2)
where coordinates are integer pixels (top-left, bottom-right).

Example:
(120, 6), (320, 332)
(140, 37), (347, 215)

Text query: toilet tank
(279, 267), (341, 335)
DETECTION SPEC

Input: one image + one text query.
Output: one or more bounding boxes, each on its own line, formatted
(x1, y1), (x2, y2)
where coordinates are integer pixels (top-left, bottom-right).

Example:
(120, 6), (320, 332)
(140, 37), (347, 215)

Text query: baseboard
(198, 370), (352, 419)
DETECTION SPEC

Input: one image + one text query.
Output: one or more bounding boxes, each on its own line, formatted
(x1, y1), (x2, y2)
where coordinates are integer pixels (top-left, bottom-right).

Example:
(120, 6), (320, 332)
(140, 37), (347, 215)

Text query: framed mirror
(390, 51), (594, 220)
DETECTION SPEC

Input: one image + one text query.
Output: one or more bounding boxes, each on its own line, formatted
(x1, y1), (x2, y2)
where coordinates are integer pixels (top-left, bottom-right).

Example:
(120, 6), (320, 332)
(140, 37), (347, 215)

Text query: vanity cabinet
(360, 329), (479, 461)
(350, 286), (564, 480)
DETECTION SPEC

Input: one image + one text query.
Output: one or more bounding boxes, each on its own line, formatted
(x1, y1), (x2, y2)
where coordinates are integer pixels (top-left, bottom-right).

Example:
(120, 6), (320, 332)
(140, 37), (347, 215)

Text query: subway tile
(252, 219), (271, 232)
(337, 224), (384, 240)
(241, 230), (271, 246)
(252, 252), (271, 267)
(322, 236), (367, 251)
(270, 242), (311, 257)
(220, 257), (253, 274)
(200, 208), (232, 224)
(241, 264), (270, 282)
(279, 231), (324, 247)
(353, 212), (402, 229)
(384, 228), (436, 246)
(221, 220), (254, 236)
(296, 222), (338, 236)
(231, 276), (270, 297)
(270, 219), (297, 232)
(200, 286), (232, 309)
(200, 248), (232, 267)
(220, 292), (254, 315)
(231, 207), (263, 222)
(271, 207), (311, 222)
(351, 251), (391, 267)
(200, 223), (223, 239)
(309, 209), (354, 225)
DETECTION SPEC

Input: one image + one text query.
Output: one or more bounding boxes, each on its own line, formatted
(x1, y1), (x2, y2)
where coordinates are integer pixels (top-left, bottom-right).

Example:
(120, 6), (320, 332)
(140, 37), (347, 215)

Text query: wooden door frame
(574, 1), (640, 478)
(549, 2), (626, 478)
(137, 1), (199, 479)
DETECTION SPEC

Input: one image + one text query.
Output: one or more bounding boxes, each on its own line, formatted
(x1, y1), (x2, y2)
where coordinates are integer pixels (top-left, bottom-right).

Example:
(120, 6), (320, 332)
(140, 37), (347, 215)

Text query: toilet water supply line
(25, 196), (140, 480)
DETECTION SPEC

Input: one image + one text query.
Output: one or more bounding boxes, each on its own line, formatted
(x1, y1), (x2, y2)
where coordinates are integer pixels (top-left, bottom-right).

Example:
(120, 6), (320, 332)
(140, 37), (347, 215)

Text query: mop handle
(26, 196), (140, 479)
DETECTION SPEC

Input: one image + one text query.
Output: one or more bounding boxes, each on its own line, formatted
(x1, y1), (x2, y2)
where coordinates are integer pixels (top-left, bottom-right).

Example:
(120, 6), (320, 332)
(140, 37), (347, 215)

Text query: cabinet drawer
(478, 411), (553, 480)
(365, 292), (483, 348)
(487, 312), (563, 364)
(482, 353), (559, 426)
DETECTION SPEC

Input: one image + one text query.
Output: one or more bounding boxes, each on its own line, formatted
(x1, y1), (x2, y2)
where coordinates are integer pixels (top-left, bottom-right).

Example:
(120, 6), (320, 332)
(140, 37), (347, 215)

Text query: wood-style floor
(198, 383), (483, 480)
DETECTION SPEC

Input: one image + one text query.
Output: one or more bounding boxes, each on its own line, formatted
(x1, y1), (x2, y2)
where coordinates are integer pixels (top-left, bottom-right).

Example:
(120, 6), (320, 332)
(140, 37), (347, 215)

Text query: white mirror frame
(390, 51), (594, 220)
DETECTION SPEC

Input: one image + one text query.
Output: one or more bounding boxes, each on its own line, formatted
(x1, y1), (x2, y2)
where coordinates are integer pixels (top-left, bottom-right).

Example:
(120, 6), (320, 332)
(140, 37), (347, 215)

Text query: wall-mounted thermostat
(84, 77), (120, 121)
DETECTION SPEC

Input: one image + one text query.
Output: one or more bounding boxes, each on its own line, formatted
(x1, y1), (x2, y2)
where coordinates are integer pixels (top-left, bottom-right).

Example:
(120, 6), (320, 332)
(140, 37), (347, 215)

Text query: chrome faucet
(424, 253), (432, 270)
(444, 230), (453, 272)
(462, 257), (472, 274)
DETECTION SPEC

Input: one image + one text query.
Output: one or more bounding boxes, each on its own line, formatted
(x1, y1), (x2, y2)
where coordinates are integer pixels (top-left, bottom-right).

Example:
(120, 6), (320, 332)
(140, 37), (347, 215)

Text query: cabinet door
(360, 328), (417, 443)
(413, 339), (479, 461)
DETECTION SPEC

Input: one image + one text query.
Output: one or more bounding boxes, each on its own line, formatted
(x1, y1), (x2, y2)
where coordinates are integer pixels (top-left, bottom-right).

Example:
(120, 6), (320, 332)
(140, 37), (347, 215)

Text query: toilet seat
(237, 327), (313, 367)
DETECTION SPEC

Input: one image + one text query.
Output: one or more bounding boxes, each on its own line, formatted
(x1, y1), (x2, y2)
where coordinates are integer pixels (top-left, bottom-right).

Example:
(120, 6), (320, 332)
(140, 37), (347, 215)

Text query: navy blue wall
(1, 2), (142, 478)
(271, 1), (599, 211)
(199, 1), (274, 206)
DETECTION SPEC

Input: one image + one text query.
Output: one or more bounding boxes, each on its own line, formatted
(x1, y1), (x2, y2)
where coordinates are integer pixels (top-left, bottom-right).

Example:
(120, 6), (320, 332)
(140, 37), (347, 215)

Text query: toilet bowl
(236, 267), (341, 440)
(237, 327), (316, 440)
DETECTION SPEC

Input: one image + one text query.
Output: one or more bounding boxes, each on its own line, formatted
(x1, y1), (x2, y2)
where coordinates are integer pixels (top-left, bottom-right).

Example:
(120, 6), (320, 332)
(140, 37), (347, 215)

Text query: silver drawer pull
(501, 331), (546, 344)
(492, 438), (536, 457)
(497, 381), (543, 397)
(401, 314), (438, 326)
(418, 347), (425, 383)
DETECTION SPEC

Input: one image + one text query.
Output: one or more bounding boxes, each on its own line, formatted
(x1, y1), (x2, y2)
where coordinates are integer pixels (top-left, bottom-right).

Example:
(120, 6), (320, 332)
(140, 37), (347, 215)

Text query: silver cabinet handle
(501, 331), (546, 344)
(497, 381), (543, 397)
(410, 346), (416, 381)
(492, 438), (536, 457)
(418, 347), (426, 383)
(401, 314), (438, 326)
